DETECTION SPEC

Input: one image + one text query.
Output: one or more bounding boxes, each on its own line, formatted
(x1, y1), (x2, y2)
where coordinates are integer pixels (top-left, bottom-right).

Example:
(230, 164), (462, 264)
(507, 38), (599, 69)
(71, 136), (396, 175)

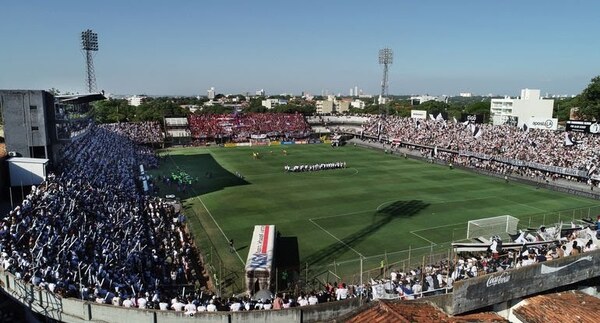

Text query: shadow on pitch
(151, 154), (250, 200)
(304, 200), (429, 267)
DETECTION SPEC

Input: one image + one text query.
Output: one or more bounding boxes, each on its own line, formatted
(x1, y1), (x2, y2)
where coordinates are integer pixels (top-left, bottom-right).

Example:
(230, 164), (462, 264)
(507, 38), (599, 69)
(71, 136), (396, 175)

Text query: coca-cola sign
(486, 272), (511, 288)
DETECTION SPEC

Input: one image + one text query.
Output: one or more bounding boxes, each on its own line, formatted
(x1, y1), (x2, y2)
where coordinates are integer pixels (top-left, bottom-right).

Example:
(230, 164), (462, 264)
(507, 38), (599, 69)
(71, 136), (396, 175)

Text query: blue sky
(1, 1), (599, 96)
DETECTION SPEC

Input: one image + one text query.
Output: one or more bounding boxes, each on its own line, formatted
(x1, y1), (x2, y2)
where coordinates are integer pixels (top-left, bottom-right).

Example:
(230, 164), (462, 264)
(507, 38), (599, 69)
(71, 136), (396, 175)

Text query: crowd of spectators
(56, 119), (94, 140)
(101, 122), (164, 144)
(4, 113), (600, 314)
(188, 113), (311, 141)
(0, 125), (204, 308)
(369, 224), (600, 300)
(361, 116), (600, 185)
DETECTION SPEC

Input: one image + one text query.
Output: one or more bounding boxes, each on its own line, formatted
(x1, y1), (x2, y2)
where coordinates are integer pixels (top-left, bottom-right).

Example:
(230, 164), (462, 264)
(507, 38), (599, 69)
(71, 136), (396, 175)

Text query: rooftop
(513, 290), (600, 323)
(346, 299), (508, 323)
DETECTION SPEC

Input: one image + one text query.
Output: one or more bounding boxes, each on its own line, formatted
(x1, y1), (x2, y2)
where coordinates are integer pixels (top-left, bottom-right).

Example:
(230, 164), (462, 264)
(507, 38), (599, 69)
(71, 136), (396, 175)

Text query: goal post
(467, 215), (519, 240)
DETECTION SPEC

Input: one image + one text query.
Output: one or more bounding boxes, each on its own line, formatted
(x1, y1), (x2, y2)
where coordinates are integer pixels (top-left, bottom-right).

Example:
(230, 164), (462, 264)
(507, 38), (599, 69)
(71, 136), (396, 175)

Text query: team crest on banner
(248, 253), (268, 269)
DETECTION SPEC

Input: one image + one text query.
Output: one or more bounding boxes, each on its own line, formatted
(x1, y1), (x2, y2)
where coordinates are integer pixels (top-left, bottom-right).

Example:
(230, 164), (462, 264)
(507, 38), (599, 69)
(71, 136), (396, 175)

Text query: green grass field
(150, 144), (600, 292)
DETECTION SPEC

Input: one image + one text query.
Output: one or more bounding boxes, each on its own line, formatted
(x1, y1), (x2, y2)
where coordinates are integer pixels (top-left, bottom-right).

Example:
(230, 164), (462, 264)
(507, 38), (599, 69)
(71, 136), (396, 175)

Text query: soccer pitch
(151, 144), (599, 290)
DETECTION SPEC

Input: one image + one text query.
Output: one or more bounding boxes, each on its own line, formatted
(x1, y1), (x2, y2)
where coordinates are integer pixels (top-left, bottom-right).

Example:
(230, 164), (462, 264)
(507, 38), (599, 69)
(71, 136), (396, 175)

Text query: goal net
(467, 215), (519, 240)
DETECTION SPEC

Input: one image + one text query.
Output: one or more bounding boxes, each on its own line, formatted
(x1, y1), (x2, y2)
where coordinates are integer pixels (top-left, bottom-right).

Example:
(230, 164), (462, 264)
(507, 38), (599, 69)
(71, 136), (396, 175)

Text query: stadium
(2, 91), (600, 322)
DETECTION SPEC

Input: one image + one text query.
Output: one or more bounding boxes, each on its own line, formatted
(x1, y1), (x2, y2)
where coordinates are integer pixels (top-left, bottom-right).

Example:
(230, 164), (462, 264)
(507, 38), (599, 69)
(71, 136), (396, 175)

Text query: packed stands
(361, 116), (600, 183)
(188, 113), (311, 141)
(101, 121), (164, 144)
(0, 125), (203, 308)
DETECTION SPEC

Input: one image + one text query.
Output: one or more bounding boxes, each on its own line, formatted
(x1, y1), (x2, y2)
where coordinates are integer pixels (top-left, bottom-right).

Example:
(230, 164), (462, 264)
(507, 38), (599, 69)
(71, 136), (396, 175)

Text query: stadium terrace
(1, 113), (600, 320)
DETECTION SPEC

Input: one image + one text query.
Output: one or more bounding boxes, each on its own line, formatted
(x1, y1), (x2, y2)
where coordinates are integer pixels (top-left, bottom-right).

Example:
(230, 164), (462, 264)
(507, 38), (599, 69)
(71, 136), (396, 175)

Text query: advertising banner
(411, 109), (427, 119)
(566, 120), (600, 134)
(527, 117), (558, 130)
(460, 113), (484, 124)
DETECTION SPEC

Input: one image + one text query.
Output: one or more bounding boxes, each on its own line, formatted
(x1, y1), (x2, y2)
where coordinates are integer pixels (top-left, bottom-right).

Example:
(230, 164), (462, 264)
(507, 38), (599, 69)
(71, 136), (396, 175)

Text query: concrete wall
(0, 90), (53, 159)
(448, 249), (600, 314)
(0, 270), (363, 323)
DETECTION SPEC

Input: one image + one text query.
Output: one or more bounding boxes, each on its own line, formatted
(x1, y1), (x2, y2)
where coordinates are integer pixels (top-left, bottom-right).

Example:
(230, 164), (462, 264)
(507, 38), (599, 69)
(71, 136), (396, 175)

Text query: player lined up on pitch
(284, 162), (346, 172)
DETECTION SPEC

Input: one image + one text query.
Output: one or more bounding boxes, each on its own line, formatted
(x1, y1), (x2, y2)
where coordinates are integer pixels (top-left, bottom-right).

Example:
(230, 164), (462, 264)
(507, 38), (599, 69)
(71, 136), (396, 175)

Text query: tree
(92, 99), (130, 123)
(554, 97), (578, 121)
(418, 100), (450, 116)
(576, 76), (600, 120)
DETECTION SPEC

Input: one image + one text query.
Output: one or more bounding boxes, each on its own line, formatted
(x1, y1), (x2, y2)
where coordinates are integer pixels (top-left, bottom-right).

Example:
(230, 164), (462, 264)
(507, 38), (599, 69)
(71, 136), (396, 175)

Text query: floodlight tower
(81, 29), (99, 93)
(378, 47), (393, 114)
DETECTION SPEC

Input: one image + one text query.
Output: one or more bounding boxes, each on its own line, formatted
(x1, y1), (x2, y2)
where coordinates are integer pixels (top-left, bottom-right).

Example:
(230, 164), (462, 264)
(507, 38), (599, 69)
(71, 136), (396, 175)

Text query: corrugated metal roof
(56, 93), (106, 104)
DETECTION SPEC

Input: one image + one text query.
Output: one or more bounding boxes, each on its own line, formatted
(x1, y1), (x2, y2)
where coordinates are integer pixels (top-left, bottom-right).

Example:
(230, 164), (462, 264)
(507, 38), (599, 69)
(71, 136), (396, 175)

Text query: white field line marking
(410, 222), (467, 233)
(193, 195), (245, 265)
(309, 209), (373, 221)
(308, 218), (364, 258)
(409, 230), (437, 246)
(167, 153), (245, 266)
(315, 195), (501, 222)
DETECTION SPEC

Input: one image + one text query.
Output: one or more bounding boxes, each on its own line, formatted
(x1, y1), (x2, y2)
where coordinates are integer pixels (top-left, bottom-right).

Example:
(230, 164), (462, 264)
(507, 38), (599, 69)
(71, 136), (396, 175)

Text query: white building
(410, 95), (444, 105)
(255, 89), (265, 96)
(459, 92), (473, 97)
(261, 98), (287, 109)
(127, 95), (146, 107)
(207, 87), (215, 100)
(350, 99), (365, 109)
(490, 89), (554, 127)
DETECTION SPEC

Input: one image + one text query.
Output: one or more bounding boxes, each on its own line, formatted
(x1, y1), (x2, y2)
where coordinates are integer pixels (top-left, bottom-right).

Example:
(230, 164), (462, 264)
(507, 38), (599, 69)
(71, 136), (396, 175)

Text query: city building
(350, 99), (365, 109)
(0, 90), (105, 163)
(261, 98), (287, 109)
(207, 87), (215, 100)
(255, 89), (265, 96)
(316, 100), (334, 114)
(127, 95), (146, 106)
(459, 92), (473, 97)
(315, 96), (351, 114)
(337, 101), (350, 113)
(490, 89), (554, 127)
(410, 95), (445, 105)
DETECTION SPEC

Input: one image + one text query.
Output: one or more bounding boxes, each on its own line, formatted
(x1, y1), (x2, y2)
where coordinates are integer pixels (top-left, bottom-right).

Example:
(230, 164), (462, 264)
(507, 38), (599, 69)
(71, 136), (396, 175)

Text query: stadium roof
(56, 93), (106, 104)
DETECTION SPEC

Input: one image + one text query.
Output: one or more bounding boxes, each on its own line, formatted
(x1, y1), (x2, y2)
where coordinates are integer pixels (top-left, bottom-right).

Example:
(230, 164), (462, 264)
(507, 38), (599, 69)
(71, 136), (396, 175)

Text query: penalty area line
(409, 230), (437, 246)
(308, 218), (364, 258)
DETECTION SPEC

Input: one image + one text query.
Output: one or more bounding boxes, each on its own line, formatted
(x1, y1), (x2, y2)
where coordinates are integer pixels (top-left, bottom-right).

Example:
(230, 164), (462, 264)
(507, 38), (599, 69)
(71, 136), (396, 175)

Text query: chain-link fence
(184, 205), (246, 297)
(184, 204), (600, 296)
(514, 205), (600, 229)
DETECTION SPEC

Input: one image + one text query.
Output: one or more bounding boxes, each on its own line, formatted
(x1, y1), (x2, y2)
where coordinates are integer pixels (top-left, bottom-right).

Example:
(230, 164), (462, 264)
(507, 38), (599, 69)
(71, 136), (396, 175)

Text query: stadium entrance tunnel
(154, 153), (249, 199)
(275, 235), (300, 292)
(304, 200), (429, 267)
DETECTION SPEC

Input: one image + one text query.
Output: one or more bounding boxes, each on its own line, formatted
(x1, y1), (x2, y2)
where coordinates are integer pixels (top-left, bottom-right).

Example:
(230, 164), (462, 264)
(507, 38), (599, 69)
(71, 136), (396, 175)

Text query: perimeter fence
(184, 201), (600, 296)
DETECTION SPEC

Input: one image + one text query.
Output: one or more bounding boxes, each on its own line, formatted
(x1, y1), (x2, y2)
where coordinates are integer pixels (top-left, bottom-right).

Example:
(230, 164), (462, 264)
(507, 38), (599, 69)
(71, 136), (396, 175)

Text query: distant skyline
(1, 1), (600, 97)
